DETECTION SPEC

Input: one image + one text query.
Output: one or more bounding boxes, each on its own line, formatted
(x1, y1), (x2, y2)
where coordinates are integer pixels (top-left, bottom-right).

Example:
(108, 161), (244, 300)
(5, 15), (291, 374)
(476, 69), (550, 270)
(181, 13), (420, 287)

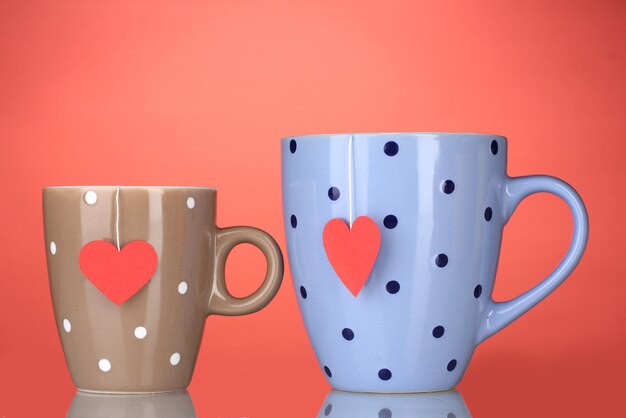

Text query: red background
(1, 0), (624, 416)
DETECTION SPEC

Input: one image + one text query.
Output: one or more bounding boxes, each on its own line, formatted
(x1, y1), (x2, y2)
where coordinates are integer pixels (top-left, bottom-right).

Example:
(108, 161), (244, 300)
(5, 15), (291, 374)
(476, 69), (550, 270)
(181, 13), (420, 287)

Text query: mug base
(331, 385), (457, 394)
(76, 388), (187, 396)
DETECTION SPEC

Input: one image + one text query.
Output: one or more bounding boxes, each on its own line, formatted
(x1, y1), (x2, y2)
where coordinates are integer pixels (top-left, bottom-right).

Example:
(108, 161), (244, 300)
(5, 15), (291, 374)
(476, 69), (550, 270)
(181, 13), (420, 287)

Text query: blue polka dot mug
(281, 133), (588, 393)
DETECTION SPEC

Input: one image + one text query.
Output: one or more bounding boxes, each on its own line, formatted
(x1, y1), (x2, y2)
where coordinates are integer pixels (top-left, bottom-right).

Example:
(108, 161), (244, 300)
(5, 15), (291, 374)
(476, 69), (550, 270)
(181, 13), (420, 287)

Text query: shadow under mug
(282, 133), (588, 392)
(43, 186), (283, 393)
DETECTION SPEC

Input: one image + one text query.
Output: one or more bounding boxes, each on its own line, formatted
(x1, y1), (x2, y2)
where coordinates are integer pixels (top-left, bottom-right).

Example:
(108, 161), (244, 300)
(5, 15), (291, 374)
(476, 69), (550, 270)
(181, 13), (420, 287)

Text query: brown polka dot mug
(43, 186), (284, 393)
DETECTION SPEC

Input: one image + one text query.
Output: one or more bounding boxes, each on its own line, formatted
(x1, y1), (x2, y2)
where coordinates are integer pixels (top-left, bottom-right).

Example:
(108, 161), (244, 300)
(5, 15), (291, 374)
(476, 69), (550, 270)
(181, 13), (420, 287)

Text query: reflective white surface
(66, 390), (196, 418)
(317, 389), (471, 418)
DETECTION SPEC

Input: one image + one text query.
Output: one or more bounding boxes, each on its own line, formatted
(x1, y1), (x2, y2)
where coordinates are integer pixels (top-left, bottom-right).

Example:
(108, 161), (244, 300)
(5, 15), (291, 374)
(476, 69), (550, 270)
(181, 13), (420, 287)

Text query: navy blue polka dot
(342, 328), (354, 341)
(384, 141), (399, 156)
(474, 285), (482, 298)
(442, 180), (455, 194)
(378, 368), (392, 381)
(300, 286), (307, 299)
(383, 215), (398, 229)
(448, 413), (456, 418)
(484, 207), (493, 221)
(290, 139), (297, 153)
(290, 214), (297, 228)
(491, 140), (498, 155)
(324, 366), (332, 378)
(328, 187), (340, 201)
(435, 254), (448, 268)
(447, 359), (457, 372)
(379, 408), (392, 418)
(386, 280), (400, 294)
(324, 404), (332, 416)
(432, 325), (445, 338)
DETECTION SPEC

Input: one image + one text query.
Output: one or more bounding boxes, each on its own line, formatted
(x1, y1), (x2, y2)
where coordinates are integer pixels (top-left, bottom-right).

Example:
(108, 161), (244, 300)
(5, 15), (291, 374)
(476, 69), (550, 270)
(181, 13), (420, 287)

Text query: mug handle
(208, 226), (284, 316)
(476, 175), (588, 344)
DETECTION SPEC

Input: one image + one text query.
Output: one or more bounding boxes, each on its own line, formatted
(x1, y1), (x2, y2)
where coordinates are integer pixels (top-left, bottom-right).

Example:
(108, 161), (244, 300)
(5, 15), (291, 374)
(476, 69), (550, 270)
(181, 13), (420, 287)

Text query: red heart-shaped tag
(323, 216), (381, 297)
(79, 240), (158, 305)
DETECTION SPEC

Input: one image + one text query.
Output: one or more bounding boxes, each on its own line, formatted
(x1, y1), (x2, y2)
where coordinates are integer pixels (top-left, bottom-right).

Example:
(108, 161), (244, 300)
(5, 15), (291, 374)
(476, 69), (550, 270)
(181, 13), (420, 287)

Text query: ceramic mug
(43, 186), (283, 393)
(281, 133), (588, 392)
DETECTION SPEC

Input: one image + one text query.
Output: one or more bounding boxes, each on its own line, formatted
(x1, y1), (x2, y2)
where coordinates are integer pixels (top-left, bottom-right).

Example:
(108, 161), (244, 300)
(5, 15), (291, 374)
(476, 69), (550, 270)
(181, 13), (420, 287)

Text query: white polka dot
(170, 352), (181, 366)
(134, 326), (147, 339)
(178, 281), (188, 295)
(186, 197), (195, 209)
(50, 241), (57, 255)
(98, 359), (111, 372)
(84, 190), (98, 205)
(63, 319), (71, 333)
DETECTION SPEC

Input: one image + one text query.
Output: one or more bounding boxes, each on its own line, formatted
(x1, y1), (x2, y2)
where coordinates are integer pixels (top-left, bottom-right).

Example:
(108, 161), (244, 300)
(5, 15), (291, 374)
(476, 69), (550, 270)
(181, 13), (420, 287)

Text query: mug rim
(43, 185), (216, 190)
(282, 131), (507, 141)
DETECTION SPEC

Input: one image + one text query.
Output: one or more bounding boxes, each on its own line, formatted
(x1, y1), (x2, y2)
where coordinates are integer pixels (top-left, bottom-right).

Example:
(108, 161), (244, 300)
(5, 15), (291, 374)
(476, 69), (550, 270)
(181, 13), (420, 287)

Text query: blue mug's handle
(476, 175), (589, 344)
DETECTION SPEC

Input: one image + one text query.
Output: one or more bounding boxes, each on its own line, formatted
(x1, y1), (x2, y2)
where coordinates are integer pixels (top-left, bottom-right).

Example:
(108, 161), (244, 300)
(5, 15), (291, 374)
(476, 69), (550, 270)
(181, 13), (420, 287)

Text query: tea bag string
(115, 185), (121, 251)
(348, 133), (354, 228)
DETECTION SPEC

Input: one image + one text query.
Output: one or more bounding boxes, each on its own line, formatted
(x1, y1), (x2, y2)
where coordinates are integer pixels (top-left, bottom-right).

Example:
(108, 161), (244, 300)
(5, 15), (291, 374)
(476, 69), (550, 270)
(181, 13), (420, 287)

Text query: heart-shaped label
(323, 216), (381, 296)
(79, 240), (158, 305)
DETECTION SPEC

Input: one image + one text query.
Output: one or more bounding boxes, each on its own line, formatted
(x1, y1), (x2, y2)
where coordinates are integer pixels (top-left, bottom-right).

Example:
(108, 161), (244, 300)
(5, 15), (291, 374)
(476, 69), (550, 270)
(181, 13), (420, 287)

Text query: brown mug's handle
(208, 226), (284, 316)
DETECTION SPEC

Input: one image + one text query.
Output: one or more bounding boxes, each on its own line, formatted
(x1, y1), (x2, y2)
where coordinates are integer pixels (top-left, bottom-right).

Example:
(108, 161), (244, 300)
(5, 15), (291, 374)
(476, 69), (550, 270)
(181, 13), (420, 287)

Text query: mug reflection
(317, 389), (471, 418)
(67, 389), (196, 418)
